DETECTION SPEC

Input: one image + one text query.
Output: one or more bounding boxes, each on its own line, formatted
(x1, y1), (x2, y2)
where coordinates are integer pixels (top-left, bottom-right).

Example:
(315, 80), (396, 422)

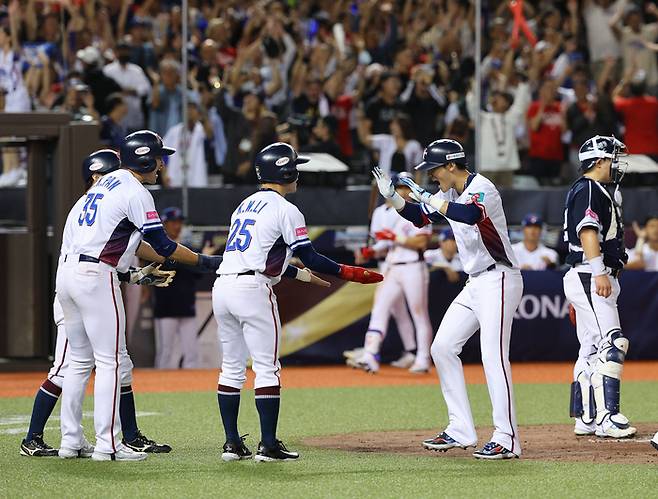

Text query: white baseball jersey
(424, 248), (463, 271)
(627, 245), (658, 271)
(60, 168), (162, 272)
(370, 204), (396, 255)
(421, 174), (518, 275)
(385, 216), (432, 265)
(511, 242), (558, 270)
(218, 189), (310, 283)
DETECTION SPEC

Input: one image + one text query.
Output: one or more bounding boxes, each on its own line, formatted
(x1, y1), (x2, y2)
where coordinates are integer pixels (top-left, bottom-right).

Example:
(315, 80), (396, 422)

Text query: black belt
(237, 270), (255, 276)
(64, 254), (100, 263)
(610, 268), (621, 278)
(391, 260), (423, 266)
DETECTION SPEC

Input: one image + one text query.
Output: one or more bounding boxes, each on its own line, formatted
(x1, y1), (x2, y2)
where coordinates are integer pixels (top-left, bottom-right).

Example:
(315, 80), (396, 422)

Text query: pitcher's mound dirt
(303, 424), (658, 464)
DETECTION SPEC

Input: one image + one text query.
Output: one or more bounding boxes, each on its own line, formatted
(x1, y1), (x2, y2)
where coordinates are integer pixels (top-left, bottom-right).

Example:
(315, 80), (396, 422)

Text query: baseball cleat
(422, 432), (473, 452)
(342, 348), (364, 361)
(574, 420), (596, 436)
(255, 440), (299, 462)
(20, 434), (58, 457)
(58, 437), (94, 459)
(595, 413), (637, 439)
(221, 435), (252, 462)
(390, 352), (416, 369)
(651, 432), (658, 451)
(408, 359), (430, 374)
(91, 446), (148, 461)
(123, 430), (172, 453)
(346, 351), (380, 373)
(473, 441), (518, 460)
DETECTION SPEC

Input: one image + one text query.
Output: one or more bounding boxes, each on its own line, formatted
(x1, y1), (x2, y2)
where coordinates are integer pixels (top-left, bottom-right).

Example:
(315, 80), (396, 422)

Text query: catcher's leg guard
(569, 371), (595, 424)
(591, 329), (629, 425)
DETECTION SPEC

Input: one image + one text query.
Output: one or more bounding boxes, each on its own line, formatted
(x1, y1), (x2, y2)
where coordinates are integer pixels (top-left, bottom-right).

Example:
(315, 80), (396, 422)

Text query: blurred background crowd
(2, 0), (658, 188)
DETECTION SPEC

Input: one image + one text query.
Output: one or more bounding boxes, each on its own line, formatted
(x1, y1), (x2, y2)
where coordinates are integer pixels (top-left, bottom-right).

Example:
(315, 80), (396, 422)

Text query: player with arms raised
(563, 135), (636, 438)
(373, 139), (523, 459)
(214, 143), (382, 462)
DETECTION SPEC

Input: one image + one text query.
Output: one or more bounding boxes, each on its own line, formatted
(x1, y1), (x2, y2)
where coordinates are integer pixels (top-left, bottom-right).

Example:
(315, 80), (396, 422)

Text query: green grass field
(2, 381), (658, 498)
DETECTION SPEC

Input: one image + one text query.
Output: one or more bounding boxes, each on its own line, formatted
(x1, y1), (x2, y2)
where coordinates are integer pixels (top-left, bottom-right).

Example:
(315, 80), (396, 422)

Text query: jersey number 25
(78, 193), (104, 227)
(226, 218), (255, 252)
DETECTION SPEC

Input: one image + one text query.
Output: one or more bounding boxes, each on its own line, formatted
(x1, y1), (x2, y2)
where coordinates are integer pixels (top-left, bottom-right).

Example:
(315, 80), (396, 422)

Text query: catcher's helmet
(120, 130), (175, 174)
(254, 142), (309, 184)
(415, 139), (467, 171)
(578, 135), (627, 183)
(82, 149), (121, 184)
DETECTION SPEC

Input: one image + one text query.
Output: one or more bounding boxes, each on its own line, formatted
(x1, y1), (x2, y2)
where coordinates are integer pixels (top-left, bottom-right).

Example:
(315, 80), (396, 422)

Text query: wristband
(428, 196), (447, 213)
(588, 255), (606, 276)
(390, 192), (405, 210)
(295, 268), (312, 282)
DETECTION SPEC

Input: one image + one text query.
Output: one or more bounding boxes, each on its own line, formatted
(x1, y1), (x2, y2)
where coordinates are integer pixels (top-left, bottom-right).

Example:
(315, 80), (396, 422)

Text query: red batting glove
(360, 247), (376, 259)
(374, 229), (396, 241)
(568, 304), (576, 326)
(339, 265), (384, 284)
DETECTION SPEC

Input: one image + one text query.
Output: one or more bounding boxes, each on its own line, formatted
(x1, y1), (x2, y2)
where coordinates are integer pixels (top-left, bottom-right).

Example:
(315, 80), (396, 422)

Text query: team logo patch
(446, 152), (466, 160)
(585, 208), (599, 222)
(146, 211), (159, 220)
(88, 161), (104, 171)
(275, 157), (290, 166)
(295, 227), (308, 236)
(135, 146), (150, 156)
(468, 192), (485, 203)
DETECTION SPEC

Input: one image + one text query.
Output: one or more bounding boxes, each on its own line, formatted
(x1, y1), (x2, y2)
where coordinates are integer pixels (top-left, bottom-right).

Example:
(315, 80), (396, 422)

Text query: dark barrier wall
(3, 186), (658, 227)
(281, 269), (658, 364)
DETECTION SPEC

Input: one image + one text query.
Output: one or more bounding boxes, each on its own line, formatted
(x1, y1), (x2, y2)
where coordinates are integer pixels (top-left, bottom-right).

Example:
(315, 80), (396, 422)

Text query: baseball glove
(339, 265), (384, 284)
(129, 263), (176, 287)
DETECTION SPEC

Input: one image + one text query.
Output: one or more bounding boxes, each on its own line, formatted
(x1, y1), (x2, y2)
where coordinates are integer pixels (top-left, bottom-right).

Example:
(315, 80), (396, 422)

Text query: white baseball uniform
(423, 248), (463, 271)
(368, 204), (416, 353)
(56, 168), (160, 455)
(365, 207), (433, 363)
(213, 189), (310, 390)
(511, 242), (558, 270)
(626, 245), (658, 271)
(417, 173), (523, 455)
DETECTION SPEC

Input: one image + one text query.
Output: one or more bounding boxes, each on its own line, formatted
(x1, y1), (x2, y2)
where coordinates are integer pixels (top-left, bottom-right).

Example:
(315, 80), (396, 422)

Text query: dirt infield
(303, 424), (658, 464)
(2, 362), (658, 398)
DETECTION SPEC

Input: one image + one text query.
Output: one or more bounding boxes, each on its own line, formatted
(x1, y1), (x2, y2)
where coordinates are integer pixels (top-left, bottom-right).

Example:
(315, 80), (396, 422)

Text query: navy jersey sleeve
(571, 180), (606, 235)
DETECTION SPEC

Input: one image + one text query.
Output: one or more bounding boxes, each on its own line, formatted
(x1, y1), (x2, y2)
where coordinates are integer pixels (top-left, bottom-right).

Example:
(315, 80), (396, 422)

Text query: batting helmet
(578, 135), (627, 184)
(415, 139), (467, 171)
(120, 130), (175, 174)
(254, 142), (309, 184)
(82, 149), (121, 184)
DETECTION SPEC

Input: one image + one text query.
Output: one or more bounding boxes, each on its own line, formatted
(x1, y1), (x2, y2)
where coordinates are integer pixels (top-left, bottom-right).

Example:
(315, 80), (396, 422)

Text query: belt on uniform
(470, 262), (511, 278)
(64, 254), (100, 263)
(237, 270), (255, 276)
(391, 260), (422, 266)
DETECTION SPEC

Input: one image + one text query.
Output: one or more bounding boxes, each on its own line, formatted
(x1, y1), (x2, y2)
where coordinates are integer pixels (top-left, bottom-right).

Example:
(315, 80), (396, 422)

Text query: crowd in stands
(1, 0), (658, 188)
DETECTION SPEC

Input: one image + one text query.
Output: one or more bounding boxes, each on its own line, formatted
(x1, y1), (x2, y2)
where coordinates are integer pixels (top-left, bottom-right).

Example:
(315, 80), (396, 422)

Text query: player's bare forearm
(402, 235), (430, 251)
(136, 242), (166, 263)
(580, 227), (611, 296)
(579, 228), (602, 261)
(170, 243), (204, 266)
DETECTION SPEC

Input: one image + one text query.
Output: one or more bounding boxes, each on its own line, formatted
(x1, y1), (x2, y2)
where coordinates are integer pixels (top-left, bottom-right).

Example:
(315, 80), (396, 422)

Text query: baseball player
(625, 215), (658, 271)
(56, 131), (224, 462)
(346, 195), (417, 369)
(424, 228), (463, 282)
(373, 138), (524, 459)
(563, 135), (636, 438)
(511, 214), (559, 270)
(214, 142), (382, 462)
(348, 172), (433, 374)
(20, 150), (175, 458)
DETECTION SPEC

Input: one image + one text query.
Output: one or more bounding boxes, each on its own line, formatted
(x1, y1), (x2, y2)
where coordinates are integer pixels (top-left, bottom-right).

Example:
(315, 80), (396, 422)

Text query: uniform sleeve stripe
(290, 238), (311, 249)
(142, 223), (163, 232)
(143, 221), (162, 226)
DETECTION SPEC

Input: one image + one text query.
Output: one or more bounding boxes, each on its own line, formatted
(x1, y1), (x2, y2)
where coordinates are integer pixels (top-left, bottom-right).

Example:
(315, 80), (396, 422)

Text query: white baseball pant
(56, 259), (128, 454)
(154, 317), (199, 369)
(212, 274), (281, 390)
(431, 266), (523, 455)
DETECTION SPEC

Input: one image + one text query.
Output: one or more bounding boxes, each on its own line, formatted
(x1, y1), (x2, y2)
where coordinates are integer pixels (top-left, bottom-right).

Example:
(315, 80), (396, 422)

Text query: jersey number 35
(226, 218), (255, 252)
(78, 193), (104, 227)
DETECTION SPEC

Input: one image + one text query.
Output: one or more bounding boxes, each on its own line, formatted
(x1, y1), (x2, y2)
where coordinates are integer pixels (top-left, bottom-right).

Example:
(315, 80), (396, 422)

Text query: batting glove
(360, 247), (376, 260)
(397, 176), (433, 205)
(372, 166), (405, 210)
(339, 265), (384, 284)
(127, 263), (176, 287)
(374, 230), (408, 244)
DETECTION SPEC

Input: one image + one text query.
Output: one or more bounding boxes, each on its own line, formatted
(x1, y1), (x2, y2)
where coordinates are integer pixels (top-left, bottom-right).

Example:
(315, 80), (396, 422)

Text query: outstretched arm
(293, 244), (382, 284)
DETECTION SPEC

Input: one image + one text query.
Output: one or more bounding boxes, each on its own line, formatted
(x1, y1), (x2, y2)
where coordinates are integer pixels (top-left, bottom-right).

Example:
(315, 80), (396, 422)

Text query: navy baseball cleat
(422, 431), (473, 452)
(221, 435), (252, 462)
(473, 441), (518, 460)
(122, 430), (172, 453)
(254, 440), (299, 462)
(20, 434), (58, 457)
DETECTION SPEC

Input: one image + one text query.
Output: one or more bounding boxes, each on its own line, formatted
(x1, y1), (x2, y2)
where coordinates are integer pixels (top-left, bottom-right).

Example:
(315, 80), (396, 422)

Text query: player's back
(61, 168), (151, 271)
(218, 189), (305, 281)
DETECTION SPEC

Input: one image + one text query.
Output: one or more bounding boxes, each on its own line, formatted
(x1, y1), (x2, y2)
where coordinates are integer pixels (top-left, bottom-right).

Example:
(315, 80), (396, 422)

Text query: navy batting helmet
(415, 139), (467, 171)
(82, 149), (121, 184)
(578, 135), (627, 183)
(120, 130), (175, 174)
(254, 142), (309, 184)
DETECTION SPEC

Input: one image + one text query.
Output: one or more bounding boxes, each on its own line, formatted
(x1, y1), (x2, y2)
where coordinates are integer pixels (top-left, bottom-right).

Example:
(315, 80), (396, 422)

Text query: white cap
(76, 46), (101, 65)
